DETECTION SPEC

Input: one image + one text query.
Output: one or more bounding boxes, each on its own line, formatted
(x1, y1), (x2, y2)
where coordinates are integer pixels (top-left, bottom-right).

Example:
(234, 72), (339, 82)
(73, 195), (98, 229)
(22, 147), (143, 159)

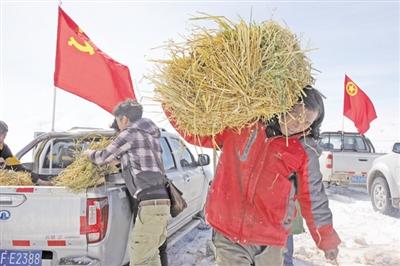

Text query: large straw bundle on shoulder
(150, 16), (314, 136)
(0, 169), (33, 186)
(54, 137), (118, 192)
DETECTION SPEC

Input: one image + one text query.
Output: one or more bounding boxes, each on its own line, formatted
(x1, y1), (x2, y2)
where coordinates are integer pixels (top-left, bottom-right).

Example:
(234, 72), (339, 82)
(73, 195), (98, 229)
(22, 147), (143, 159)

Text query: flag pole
(51, 86), (57, 131)
(342, 74), (345, 149)
(341, 115), (345, 150)
(342, 115), (345, 134)
(49, 86), (57, 172)
(51, 1), (62, 172)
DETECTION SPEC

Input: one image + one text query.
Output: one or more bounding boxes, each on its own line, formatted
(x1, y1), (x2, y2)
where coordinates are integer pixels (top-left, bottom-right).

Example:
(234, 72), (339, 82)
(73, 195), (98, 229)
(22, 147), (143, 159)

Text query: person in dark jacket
(166, 87), (340, 265)
(0, 120), (24, 171)
(85, 100), (170, 266)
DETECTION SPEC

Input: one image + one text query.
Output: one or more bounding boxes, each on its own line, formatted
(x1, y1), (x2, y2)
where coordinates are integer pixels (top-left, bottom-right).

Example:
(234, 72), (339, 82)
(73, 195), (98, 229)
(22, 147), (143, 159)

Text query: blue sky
(0, 0), (399, 152)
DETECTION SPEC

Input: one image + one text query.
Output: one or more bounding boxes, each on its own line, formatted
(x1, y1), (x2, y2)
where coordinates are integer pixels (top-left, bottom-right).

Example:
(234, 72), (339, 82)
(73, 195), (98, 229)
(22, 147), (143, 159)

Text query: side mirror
(197, 154), (210, 166)
(392, 143), (400, 154)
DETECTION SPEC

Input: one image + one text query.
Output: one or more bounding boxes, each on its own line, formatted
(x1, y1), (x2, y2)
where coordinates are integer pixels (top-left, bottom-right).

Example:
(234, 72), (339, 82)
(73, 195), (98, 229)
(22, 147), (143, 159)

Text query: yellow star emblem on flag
(346, 82), (358, 96)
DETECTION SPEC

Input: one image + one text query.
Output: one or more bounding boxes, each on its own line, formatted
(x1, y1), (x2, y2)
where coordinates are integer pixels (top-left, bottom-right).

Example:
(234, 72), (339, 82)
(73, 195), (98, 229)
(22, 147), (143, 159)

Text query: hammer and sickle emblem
(346, 82), (358, 96)
(68, 37), (95, 55)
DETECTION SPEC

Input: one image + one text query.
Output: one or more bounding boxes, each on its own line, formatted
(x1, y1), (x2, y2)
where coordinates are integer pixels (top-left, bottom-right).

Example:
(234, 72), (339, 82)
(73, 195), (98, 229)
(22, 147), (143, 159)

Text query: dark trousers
(283, 235), (294, 266)
(159, 240), (168, 266)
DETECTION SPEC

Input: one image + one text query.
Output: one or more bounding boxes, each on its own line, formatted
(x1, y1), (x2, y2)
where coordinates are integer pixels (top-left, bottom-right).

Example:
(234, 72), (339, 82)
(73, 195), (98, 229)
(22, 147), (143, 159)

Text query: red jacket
(171, 121), (340, 250)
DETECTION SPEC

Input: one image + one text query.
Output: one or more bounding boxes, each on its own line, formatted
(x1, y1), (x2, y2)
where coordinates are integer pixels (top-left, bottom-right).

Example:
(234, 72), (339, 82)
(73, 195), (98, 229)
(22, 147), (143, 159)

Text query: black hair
(265, 116), (282, 137)
(266, 86), (325, 139)
(0, 120), (8, 134)
(110, 119), (120, 132)
(113, 99), (143, 123)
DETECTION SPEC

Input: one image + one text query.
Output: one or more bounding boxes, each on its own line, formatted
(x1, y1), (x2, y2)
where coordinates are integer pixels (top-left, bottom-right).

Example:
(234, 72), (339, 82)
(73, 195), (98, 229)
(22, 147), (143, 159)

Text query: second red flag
(343, 75), (377, 134)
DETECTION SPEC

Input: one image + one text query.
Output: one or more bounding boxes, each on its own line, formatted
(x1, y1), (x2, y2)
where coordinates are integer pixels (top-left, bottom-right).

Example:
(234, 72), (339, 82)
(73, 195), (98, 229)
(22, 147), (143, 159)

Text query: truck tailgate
(334, 152), (384, 172)
(0, 186), (87, 250)
(332, 152), (384, 184)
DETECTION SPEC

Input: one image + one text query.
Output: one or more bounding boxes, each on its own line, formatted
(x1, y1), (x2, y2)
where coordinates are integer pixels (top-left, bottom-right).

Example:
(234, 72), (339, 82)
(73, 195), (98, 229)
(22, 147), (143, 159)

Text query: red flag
(54, 7), (135, 113)
(343, 75), (377, 134)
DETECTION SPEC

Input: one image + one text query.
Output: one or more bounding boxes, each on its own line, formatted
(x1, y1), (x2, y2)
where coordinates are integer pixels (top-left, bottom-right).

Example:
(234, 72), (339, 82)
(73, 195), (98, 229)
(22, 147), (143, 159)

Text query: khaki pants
(130, 204), (170, 266)
(213, 231), (284, 266)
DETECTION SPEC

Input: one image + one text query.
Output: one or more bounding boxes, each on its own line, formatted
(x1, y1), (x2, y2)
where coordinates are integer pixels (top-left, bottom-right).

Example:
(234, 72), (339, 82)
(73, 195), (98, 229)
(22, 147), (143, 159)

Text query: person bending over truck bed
(84, 99), (170, 266)
(110, 117), (169, 266)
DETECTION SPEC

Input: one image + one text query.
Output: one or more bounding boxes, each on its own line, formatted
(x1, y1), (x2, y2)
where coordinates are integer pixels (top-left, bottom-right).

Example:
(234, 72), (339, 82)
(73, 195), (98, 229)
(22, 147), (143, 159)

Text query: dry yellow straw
(150, 16), (313, 137)
(54, 137), (117, 192)
(0, 169), (33, 186)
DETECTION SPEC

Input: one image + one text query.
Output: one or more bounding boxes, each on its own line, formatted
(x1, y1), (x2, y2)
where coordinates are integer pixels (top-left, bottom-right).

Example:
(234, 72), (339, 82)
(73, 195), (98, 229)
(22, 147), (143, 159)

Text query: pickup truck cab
(0, 128), (211, 266)
(318, 131), (385, 186)
(367, 142), (400, 215)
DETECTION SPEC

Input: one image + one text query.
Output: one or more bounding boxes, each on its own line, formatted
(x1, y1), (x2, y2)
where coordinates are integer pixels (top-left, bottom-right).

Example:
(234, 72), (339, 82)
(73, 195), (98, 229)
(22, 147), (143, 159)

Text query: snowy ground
(167, 186), (400, 266)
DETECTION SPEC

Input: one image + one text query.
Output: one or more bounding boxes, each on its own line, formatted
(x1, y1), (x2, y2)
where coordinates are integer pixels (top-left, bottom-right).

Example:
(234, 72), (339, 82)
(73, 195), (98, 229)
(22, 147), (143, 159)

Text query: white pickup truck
(318, 131), (385, 186)
(0, 128), (212, 266)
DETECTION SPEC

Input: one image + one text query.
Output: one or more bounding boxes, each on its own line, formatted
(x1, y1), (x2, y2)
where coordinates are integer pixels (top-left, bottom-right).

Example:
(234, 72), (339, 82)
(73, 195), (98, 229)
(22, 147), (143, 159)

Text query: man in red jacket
(166, 87), (340, 265)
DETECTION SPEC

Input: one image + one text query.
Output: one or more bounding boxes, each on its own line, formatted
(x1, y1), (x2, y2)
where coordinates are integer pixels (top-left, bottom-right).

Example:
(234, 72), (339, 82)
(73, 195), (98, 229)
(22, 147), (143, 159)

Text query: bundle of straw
(0, 169), (33, 186)
(54, 137), (118, 192)
(150, 16), (314, 136)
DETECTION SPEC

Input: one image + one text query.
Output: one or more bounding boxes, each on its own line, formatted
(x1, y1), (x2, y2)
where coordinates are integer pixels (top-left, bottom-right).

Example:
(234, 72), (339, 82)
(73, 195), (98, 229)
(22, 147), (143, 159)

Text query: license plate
(0, 250), (42, 266)
(350, 175), (367, 184)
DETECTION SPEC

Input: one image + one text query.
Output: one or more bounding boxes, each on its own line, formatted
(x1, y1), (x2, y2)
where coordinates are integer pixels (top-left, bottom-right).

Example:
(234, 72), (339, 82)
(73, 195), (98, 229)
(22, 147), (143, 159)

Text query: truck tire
(371, 177), (396, 215)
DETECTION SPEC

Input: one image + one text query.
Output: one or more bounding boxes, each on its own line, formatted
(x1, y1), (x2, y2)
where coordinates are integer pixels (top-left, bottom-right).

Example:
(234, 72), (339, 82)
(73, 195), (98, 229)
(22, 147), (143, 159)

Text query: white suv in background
(367, 142), (400, 215)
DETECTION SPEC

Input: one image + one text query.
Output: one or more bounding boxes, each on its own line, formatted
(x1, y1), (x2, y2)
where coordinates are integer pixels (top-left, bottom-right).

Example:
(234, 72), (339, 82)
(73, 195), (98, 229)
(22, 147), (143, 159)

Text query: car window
(19, 145), (37, 164)
(354, 137), (367, 151)
(43, 140), (78, 169)
(168, 138), (196, 168)
(318, 135), (332, 150)
(344, 136), (367, 151)
(160, 137), (176, 171)
(41, 136), (114, 170)
(329, 135), (342, 150)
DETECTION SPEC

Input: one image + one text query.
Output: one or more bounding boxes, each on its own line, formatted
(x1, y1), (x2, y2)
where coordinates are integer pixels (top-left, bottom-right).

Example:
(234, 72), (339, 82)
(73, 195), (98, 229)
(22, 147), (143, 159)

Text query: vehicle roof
(321, 131), (365, 136)
(16, 128), (179, 158)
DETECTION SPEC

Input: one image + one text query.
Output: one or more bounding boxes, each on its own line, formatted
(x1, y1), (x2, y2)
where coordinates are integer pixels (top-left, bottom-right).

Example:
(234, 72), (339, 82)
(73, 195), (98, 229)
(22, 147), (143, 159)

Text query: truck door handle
(0, 196), (13, 206)
(0, 199), (12, 205)
(358, 158), (368, 162)
(0, 195), (26, 207)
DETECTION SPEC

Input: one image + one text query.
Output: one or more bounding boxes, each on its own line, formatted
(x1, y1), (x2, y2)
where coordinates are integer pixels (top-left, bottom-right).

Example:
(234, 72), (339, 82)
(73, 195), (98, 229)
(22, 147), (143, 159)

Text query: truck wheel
(371, 177), (396, 215)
